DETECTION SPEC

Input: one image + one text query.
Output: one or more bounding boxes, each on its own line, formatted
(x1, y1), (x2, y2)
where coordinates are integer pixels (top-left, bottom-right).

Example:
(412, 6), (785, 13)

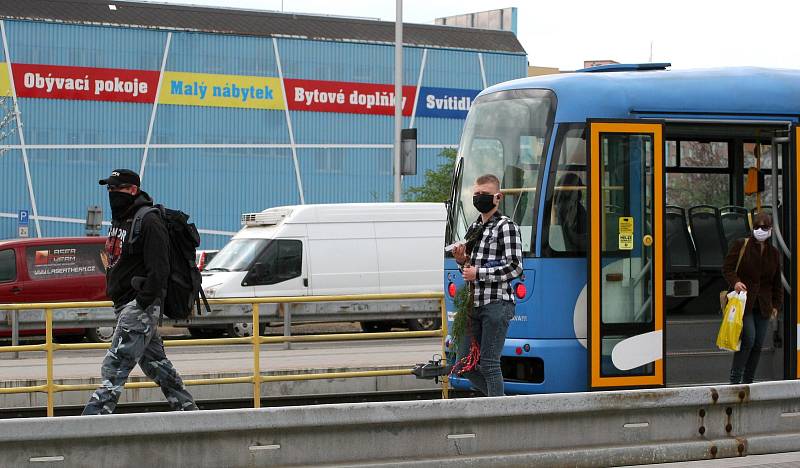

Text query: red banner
(12, 63), (160, 103)
(285, 79), (416, 116)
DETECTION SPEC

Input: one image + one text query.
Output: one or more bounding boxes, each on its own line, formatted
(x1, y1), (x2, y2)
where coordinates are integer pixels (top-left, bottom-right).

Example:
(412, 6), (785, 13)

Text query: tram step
(665, 347), (781, 386)
(666, 317), (725, 352)
(666, 316), (781, 353)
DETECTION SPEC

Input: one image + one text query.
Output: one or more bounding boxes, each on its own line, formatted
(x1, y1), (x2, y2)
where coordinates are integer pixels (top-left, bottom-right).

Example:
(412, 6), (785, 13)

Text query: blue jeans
(729, 309), (770, 384)
(455, 300), (515, 397)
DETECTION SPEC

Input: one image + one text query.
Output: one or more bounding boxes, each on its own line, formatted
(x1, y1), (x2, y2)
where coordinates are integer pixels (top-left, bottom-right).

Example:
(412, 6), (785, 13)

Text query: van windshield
(204, 239), (269, 272)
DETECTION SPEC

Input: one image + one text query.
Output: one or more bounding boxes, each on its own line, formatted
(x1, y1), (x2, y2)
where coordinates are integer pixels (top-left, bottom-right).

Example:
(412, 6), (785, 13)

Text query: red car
(0, 236), (112, 342)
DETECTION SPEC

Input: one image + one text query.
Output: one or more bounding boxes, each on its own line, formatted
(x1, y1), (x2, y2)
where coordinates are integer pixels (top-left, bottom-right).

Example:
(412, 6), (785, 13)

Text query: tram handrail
(770, 133), (791, 294)
(0, 292), (449, 417)
(770, 139), (791, 262)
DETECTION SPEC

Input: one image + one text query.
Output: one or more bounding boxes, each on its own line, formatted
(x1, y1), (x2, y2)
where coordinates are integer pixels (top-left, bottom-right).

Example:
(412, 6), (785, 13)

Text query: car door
(247, 239), (309, 298)
(0, 247), (22, 302)
(22, 242), (106, 303)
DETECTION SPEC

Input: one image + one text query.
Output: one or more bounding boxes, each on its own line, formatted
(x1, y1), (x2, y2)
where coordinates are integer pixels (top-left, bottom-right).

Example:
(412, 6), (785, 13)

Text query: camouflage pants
(82, 300), (198, 415)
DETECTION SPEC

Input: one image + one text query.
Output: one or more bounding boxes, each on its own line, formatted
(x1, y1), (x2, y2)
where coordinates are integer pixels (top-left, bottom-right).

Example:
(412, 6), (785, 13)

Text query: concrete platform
(0, 338), (442, 408)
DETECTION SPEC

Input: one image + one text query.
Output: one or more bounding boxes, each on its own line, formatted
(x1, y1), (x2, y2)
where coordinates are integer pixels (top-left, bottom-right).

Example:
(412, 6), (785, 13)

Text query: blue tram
(444, 64), (800, 392)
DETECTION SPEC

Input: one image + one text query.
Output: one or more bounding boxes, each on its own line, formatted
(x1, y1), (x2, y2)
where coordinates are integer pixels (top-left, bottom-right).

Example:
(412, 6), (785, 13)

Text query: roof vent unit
(242, 209), (292, 226)
(576, 62), (671, 73)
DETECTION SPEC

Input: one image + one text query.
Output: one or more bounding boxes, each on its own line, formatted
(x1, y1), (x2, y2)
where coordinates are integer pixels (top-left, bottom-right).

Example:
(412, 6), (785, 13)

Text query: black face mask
(472, 193), (496, 214)
(109, 192), (135, 220)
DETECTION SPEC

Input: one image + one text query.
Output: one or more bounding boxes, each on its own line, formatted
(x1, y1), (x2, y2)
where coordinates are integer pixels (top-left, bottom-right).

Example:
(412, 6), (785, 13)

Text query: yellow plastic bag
(717, 291), (746, 351)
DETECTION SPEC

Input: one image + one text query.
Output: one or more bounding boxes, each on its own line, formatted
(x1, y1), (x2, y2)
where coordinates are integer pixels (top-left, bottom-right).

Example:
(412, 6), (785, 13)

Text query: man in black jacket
(83, 169), (197, 415)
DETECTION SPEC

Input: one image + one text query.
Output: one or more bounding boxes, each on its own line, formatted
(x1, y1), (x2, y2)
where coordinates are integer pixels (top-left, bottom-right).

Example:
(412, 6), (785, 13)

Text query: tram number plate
(618, 217), (634, 250)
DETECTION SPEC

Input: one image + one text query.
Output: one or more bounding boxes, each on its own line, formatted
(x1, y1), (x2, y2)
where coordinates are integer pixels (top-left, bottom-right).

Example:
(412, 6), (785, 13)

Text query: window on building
(315, 149), (344, 174)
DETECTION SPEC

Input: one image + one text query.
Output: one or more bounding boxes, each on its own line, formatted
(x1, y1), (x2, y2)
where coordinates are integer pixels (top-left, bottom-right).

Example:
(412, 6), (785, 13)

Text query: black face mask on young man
(472, 193), (496, 214)
(109, 191), (135, 220)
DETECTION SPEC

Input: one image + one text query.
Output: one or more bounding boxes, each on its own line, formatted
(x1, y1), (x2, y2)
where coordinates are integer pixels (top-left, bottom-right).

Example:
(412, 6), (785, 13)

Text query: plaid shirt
(461, 212), (523, 306)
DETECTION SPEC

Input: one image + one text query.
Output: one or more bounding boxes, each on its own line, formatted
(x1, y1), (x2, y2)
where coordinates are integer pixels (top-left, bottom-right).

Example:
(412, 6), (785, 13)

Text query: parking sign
(18, 210), (29, 226)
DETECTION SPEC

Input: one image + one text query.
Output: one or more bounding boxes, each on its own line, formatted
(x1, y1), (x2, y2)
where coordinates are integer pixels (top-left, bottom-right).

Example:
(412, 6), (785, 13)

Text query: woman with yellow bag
(721, 212), (783, 384)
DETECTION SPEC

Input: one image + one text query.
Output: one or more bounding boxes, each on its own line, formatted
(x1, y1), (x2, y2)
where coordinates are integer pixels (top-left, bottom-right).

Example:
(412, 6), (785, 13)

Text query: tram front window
(449, 89), (556, 253)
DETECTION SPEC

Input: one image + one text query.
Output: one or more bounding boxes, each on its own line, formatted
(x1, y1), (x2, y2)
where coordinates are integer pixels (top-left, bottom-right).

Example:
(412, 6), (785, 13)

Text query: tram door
(587, 121), (665, 390)
(795, 125), (800, 379)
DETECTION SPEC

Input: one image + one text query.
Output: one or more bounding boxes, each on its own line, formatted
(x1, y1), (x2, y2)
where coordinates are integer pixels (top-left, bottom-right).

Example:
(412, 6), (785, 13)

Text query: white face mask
(753, 228), (771, 242)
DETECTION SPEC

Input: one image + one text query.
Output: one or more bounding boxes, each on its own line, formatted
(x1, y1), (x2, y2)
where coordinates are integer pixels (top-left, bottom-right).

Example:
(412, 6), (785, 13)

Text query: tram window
(470, 138), (503, 164)
(543, 126), (587, 256)
(743, 143), (782, 212)
(451, 89), (556, 254)
(744, 175), (782, 212)
(666, 141), (677, 167)
(666, 140), (730, 208)
(520, 135), (543, 165)
(678, 141), (728, 168)
(667, 173), (729, 208)
(744, 143), (781, 169)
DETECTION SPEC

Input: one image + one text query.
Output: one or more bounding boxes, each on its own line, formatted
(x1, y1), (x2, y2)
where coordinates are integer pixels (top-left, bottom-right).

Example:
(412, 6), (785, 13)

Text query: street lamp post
(393, 0), (403, 202)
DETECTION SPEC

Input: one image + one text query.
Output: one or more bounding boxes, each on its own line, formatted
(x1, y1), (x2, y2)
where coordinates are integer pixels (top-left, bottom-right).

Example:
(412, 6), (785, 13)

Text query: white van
(198, 203), (446, 337)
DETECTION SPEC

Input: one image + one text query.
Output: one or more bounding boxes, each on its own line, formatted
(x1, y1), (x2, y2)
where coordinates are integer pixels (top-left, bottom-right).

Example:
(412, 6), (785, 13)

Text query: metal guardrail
(0, 292), (448, 416)
(4, 380), (800, 467)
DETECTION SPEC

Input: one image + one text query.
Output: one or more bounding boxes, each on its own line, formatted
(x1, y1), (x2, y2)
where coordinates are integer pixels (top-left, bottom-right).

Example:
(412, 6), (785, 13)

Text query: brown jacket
(722, 236), (783, 317)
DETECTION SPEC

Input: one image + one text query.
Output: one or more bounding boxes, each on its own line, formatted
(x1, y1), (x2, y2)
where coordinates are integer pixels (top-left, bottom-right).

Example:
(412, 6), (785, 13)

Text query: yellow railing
(0, 292), (448, 416)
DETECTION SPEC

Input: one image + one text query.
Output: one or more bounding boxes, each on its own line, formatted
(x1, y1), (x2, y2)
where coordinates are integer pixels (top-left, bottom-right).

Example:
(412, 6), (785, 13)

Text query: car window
(275, 241), (302, 280)
(0, 249), (16, 282)
(26, 243), (105, 280)
(207, 240), (268, 272)
(247, 240), (303, 286)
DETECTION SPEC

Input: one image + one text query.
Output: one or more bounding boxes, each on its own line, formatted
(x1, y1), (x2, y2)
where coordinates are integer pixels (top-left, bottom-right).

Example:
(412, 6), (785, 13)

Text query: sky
(153, 0), (799, 71)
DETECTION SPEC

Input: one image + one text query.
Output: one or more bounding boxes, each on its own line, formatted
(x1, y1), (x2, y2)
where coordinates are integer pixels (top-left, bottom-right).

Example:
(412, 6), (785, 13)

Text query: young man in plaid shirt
(452, 174), (523, 396)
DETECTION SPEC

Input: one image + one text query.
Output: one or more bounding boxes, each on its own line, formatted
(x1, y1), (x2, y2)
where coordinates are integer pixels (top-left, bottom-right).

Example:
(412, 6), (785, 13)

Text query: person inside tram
(553, 172), (587, 253)
(721, 212), (783, 384)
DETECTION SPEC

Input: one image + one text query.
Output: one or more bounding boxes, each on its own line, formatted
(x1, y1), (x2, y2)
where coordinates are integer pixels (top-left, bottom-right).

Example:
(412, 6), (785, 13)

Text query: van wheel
(227, 322), (267, 338)
(360, 321), (392, 333)
(407, 318), (442, 331)
(86, 326), (115, 343)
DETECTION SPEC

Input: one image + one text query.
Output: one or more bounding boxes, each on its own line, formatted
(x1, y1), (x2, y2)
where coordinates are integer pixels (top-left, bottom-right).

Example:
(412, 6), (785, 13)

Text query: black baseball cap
(99, 169), (140, 187)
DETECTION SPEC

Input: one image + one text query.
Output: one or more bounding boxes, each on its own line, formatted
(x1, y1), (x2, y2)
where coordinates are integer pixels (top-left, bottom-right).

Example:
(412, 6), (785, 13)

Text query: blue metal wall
(0, 19), (526, 248)
(153, 32), (289, 145)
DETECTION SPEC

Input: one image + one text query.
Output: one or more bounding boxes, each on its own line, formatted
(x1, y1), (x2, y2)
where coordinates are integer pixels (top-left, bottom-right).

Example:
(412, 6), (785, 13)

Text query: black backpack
(130, 205), (210, 320)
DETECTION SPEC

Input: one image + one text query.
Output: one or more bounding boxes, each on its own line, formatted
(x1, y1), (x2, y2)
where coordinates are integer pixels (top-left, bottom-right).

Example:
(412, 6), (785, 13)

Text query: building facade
(0, 1), (527, 248)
